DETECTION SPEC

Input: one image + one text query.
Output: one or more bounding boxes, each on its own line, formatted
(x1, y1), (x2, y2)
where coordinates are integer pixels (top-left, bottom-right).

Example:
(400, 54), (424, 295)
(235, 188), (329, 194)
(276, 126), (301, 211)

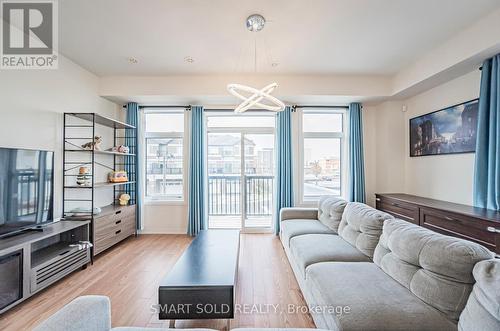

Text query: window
(144, 111), (184, 200)
(301, 109), (345, 201)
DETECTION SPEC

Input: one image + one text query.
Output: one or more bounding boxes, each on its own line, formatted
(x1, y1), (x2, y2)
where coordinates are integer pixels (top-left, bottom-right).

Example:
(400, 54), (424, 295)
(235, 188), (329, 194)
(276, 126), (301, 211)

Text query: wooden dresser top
(376, 193), (500, 224)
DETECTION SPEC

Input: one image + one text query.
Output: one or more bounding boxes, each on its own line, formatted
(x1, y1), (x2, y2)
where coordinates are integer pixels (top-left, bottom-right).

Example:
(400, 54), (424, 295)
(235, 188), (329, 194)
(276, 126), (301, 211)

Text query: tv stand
(0, 220), (90, 314)
(26, 226), (45, 232)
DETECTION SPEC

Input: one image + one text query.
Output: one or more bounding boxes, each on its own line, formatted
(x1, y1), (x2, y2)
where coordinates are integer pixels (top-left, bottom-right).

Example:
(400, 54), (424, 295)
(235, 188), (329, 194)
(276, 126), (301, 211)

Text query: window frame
(297, 107), (348, 205)
(143, 109), (186, 202)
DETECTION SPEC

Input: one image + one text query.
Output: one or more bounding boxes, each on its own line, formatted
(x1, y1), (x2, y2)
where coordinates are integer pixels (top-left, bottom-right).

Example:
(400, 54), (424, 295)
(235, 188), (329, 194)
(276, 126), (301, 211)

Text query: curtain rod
(122, 105), (190, 109)
(204, 108), (271, 112)
(123, 104), (350, 110)
(293, 105), (349, 109)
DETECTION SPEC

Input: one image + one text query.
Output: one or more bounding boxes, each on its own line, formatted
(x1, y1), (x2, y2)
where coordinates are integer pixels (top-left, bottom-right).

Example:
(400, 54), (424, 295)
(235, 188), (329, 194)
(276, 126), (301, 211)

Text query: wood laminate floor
(0, 234), (315, 330)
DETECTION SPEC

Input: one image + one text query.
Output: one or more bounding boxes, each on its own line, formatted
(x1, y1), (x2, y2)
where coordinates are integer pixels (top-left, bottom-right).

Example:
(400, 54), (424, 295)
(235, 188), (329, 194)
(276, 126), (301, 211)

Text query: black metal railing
(15, 170), (52, 217)
(208, 175), (273, 216)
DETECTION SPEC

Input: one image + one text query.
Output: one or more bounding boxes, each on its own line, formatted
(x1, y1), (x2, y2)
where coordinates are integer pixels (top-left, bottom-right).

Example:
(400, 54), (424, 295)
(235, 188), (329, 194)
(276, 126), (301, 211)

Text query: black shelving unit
(62, 113), (138, 258)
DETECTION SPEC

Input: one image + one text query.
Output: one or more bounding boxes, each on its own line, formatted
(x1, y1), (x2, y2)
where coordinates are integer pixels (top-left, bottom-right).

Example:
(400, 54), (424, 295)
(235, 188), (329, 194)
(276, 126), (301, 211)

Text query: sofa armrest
(34, 295), (111, 331)
(280, 207), (318, 222)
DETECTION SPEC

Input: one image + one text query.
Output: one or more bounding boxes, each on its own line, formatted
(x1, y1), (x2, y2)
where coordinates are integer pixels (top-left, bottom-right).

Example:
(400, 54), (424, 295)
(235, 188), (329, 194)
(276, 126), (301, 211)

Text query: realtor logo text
(1, 0), (58, 69)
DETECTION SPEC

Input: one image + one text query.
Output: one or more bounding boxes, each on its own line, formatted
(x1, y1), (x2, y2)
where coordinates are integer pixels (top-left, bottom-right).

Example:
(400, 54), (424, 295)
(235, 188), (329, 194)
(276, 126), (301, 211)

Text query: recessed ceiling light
(246, 14), (266, 32)
(184, 56), (194, 63)
(127, 57), (138, 64)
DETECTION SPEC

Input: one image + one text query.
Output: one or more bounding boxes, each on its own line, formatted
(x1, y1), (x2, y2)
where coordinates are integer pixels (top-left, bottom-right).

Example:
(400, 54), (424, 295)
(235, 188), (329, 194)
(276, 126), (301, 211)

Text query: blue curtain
(348, 102), (366, 203)
(187, 106), (207, 236)
(275, 106), (294, 234)
(125, 102), (143, 229)
(474, 55), (500, 210)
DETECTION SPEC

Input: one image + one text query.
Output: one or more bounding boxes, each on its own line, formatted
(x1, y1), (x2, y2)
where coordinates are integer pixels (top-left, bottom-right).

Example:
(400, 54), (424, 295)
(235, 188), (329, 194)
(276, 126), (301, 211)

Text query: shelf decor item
(76, 166), (91, 186)
(108, 170), (128, 183)
(81, 136), (102, 150)
(119, 193), (131, 206)
(409, 99), (479, 157)
(110, 145), (130, 154)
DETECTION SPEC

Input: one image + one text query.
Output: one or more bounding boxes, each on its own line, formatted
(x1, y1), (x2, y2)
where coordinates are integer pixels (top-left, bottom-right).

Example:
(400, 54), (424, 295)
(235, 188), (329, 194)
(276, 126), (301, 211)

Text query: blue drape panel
(187, 106), (207, 236)
(274, 106), (294, 235)
(474, 55), (500, 210)
(125, 102), (143, 229)
(348, 103), (366, 203)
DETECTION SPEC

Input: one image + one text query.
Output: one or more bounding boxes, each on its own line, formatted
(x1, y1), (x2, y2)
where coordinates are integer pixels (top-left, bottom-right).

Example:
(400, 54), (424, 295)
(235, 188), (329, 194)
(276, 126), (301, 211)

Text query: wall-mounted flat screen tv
(409, 99), (479, 157)
(0, 148), (54, 238)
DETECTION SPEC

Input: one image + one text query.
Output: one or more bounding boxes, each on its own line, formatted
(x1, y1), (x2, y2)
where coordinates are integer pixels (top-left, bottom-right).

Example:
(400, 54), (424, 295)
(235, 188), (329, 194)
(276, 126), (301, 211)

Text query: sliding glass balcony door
(207, 114), (275, 232)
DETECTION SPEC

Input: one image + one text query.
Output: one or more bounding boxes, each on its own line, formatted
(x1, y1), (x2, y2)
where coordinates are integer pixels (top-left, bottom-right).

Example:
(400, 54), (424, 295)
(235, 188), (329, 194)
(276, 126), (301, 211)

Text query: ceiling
(59, 0), (500, 77)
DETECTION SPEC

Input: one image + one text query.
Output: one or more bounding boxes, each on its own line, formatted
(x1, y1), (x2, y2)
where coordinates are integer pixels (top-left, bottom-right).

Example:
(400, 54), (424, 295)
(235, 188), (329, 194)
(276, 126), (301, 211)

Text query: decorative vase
(76, 166), (91, 186)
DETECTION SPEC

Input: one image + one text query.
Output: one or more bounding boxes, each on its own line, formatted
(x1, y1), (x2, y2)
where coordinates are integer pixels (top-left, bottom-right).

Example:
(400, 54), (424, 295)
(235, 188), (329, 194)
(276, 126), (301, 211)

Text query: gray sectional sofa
(34, 197), (500, 331)
(280, 196), (500, 331)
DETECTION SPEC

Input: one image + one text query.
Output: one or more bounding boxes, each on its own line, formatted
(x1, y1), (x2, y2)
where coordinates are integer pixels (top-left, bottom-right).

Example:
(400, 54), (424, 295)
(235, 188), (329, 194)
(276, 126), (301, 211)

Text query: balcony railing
(208, 175), (273, 217)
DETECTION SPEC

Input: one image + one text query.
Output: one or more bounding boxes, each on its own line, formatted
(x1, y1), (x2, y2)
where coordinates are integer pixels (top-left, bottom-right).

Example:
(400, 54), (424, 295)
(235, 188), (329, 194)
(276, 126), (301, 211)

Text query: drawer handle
(375, 198), (381, 201)
(392, 203), (399, 207)
(115, 220), (122, 225)
(115, 210), (122, 215)
(115, 230), (121, 235)
(444, 216), (455, 221)
(487, 227), (500, 234)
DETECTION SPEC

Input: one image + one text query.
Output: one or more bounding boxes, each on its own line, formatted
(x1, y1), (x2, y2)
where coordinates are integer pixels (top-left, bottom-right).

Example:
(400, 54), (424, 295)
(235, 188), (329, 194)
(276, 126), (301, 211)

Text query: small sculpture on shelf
(76, 166), (91, 186)
(108, 170), (128, 183)
(119, 193), (131, 206)
(109, 145), (130, 154)
(81, 136), (102, 150)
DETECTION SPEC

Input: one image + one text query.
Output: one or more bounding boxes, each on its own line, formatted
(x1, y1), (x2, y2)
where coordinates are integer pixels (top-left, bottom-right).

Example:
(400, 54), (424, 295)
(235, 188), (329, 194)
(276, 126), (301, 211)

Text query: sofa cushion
(112, 329), (216, 331)
(458, 259), (500, 331)
(289, 234), (370, 278)
(374, 218), (494, 321)
(34, 295), (111, 331)
(232, 329), (329, 331)
(337, 202), (392, 258)
(305, 262), (457, 331)
(280, 219), (335, 247)
(317, 196), (347, 232)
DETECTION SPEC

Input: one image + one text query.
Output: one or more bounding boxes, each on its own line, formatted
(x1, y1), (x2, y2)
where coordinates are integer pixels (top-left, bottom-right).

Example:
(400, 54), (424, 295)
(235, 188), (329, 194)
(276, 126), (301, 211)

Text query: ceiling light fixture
(228, 83), (284, 113)
(246, 14), (266, 32)
(127, 57), (138, 64)
(227, 14), (285, 113)
(184, 56), (194, 63)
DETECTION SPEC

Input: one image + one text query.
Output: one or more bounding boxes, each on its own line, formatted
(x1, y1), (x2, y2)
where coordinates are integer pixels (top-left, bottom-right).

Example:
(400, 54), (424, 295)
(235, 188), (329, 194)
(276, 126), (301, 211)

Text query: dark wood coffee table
(158, 230), (240, 328)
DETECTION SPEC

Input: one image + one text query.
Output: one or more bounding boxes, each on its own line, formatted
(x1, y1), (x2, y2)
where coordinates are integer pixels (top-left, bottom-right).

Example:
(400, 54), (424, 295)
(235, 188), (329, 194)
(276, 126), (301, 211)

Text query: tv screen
(0, 148), (54, 237)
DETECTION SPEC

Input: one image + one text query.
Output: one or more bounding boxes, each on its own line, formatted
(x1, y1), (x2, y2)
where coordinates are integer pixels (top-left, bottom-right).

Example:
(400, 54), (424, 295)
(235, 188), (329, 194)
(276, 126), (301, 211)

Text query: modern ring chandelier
(227, 14), (286, 113)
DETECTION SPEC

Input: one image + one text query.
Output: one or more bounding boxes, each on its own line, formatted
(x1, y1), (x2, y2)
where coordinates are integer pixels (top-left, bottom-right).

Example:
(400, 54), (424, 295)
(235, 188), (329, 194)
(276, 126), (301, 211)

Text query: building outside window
(300, 109), (346, 202)
(144, 111), (184, 201)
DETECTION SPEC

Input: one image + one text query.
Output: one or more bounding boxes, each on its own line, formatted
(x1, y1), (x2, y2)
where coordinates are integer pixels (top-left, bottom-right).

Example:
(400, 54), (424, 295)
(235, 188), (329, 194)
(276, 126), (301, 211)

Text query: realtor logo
(1, 0), (58, 69)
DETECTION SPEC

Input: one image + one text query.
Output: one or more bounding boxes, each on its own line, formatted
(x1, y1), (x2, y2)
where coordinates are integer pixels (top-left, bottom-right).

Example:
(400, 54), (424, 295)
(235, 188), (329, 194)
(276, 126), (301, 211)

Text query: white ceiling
(59, 0), (500, 76)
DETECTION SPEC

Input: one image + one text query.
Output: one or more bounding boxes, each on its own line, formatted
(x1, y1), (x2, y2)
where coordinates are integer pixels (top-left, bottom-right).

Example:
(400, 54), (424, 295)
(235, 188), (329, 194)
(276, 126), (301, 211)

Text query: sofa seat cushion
(305, 262), (457, 331)
(458, 259), (500, 331)
(318, 196), (347, 232)
(112, 329), (216, 331)
(289, 234), (370, 278)
(374, 218), (494, 321)
(280, 219), (335, 247)
(338, 202), (393, 258)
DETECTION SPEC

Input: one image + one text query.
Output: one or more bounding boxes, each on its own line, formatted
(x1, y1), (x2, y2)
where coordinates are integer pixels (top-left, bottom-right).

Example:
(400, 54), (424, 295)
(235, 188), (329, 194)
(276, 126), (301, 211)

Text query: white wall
(367, 69), (480, 206)
(364, 101), (406, 206)
(0, 56), (119, 218)
(403, 70), (480, 205)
